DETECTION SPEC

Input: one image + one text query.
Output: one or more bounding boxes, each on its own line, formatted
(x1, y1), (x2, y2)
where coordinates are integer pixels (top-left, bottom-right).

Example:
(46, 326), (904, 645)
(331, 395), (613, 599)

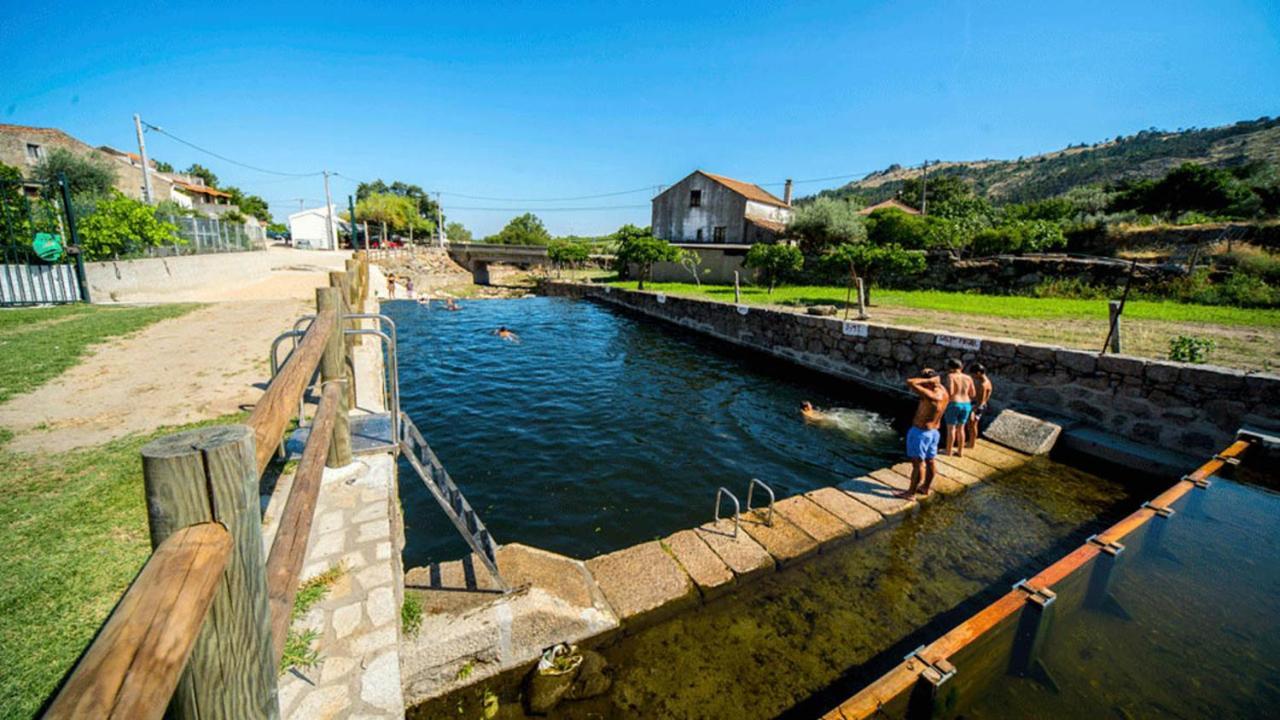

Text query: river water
(386, 297), (905, 568)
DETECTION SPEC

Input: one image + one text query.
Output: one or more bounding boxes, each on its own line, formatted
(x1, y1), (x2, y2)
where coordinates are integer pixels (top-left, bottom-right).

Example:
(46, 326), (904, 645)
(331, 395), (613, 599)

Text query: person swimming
(444, 298), (461, 311)
(494, 326), (520, 342)
(801, 401), (826, 422)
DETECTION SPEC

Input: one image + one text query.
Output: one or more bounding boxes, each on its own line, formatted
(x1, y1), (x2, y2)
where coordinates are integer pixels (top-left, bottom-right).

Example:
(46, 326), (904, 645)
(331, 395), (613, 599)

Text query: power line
(438, 186), (656, 202)
(141, 121), (325, 178)
(446, 204), (651, 212)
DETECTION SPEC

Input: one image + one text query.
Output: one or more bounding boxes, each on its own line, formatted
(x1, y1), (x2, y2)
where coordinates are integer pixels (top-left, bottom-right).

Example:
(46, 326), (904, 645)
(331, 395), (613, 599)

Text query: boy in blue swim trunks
(904, 368), (949, 497)
(943, 358), (976, 457)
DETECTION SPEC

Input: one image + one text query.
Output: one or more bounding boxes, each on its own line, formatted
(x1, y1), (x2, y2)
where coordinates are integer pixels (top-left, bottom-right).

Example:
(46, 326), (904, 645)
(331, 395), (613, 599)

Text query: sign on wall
(656, 293), (667, 304)
(737, 304), (749, 315)
(842, 321), (868, 337)
(936, 334), (982, 351)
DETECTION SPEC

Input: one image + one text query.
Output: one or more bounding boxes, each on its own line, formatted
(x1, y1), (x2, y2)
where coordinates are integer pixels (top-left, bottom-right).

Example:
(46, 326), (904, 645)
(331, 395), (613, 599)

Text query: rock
(567, 650), (612, 700)
(806, 305), (837, 316)
(983, 409), (1061, 455)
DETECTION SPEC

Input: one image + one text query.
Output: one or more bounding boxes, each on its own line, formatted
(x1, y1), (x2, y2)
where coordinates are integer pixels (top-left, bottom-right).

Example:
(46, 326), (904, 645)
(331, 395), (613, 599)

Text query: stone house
(651, 170), (794, 245)
(0, 123), (185, 203)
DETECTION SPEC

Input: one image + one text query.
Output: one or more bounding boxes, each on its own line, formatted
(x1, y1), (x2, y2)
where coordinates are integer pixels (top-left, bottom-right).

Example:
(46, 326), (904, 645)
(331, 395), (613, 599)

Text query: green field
(0, 303), (200, 404)
(607, 282), (1280, 328)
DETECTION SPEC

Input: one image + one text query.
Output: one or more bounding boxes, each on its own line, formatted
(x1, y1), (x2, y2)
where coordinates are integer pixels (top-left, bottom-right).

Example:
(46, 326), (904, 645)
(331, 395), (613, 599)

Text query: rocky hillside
(816, 116), (1280, 206)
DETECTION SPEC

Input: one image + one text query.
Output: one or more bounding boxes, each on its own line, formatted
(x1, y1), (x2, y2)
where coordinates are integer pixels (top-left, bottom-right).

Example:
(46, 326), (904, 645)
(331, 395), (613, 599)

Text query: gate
(0, 175), (89, 306)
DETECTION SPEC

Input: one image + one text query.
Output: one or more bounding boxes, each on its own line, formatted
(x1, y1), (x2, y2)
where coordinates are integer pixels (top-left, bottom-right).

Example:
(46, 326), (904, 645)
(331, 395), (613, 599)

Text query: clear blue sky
(3, 1), (1278, 237)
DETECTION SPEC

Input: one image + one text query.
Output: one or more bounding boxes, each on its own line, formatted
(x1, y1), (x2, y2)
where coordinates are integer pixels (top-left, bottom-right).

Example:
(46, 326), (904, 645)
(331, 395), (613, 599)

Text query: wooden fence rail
(43, 523), (232, 720)
(43, 255), (372, 720)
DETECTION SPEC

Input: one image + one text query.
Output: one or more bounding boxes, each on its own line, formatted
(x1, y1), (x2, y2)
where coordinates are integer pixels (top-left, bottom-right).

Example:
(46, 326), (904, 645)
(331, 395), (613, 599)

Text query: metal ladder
(399, 412), (509, 591)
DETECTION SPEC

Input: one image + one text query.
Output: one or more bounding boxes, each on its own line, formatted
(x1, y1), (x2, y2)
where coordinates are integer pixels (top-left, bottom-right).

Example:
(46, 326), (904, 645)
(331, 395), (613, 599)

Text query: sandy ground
(0, 255), (390, 454)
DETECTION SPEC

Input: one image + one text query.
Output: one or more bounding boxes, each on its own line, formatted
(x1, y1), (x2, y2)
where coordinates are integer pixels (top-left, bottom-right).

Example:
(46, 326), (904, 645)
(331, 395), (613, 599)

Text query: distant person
(904, 368), (949, 498)
(942, 358), (976, 457)
(494, 326), (520, 343)
(405, 277), (415, 299)
(801, 401), (827, 423)
(386, 273), (397, 298)
(444, 298), (461, 311)
(966, 364), (994, 449)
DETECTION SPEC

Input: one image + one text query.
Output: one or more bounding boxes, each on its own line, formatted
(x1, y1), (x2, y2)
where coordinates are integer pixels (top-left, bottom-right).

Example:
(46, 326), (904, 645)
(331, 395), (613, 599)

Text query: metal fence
(1, 176), (88, 305)
(150, 214), (266, 257)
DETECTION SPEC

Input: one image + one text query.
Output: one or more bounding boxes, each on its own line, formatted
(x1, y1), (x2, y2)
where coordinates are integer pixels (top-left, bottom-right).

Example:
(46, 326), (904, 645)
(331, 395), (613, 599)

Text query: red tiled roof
(747, 217), (787, 233)
(173, 179), (232, 198)
(858, 198), (921, 215)
(701, 171), (790, 208)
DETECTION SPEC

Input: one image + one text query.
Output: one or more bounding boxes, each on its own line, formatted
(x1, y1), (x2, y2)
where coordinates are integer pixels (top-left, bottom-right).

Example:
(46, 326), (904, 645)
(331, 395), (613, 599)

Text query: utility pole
(435, 191), (444, 246)
(293, 198), (306, 212)
(134, 114), (153, 203)
(322, 171), (336, 250)
(920, 160), (928, 216)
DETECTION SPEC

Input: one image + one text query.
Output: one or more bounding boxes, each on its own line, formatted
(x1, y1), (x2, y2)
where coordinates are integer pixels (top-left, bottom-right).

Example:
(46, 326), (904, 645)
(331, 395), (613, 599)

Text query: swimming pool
(386, 297), (906, 567)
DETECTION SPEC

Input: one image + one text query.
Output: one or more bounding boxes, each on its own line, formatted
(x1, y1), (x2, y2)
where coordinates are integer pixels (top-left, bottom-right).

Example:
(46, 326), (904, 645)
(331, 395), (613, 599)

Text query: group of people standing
(903, 360), (993, 498)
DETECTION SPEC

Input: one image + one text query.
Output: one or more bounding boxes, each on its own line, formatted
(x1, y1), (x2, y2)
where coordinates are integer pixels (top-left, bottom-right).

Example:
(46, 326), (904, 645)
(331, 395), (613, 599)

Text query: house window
(713, 226), (726, 242)
(25, 143), (43, 162)
(696, 228), (704, 242)
(690, 190), (701, 207)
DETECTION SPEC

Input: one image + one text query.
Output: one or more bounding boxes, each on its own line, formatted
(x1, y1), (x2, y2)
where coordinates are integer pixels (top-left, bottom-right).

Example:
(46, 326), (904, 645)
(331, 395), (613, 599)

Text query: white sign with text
(656, 293), (667, 304)
(935, 334), (982, 351)
(737, 304), (749, 315)
(842, 321), (868, 337)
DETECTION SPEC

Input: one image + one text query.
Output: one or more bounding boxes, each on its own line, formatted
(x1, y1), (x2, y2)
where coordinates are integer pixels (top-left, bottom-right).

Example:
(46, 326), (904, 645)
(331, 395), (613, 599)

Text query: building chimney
(784, 178), (793, 206)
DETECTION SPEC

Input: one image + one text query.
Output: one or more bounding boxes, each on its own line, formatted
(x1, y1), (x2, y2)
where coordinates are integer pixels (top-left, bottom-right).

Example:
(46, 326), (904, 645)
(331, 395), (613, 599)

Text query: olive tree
(785, 197), (866, 254)
(744, 243), (803, 293)
(612, 225), (680, 289)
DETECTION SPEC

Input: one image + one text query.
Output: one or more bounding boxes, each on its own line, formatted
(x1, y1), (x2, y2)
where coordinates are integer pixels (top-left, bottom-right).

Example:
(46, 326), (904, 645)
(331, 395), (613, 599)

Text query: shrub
(76, 191), (181, 259)
(1029, 277), (1110, 299)
(1168, 335), (1216, 363)
(612, 225), (680, 289)
(547, 239), (590, 269)
(970, 220), (1066, 256)
(744, 243), (803, 293)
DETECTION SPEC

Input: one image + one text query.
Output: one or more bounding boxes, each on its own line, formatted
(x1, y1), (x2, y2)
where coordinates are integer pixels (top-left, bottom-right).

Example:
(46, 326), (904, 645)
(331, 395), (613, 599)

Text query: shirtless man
(494, 326), (520, 342)
(904, 368), (949, 497)
(966, 363), (994, 449)
(942, 358), (976, 457)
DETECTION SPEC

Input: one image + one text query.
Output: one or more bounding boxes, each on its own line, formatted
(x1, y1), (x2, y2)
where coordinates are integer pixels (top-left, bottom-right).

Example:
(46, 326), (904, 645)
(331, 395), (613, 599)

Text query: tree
(356, 179), (443, 229)
(970, 220), (1066, 256)
(825, 242), (926, 302)
(33, 148), (117, 197)
(866, 208), (962, 251)
(223, 186), (271, 223)
(154, 160), (174, 173)
(612, 225), (679, 289)
(489, 213), (552, 246)
(183, 163), (219, 188)
(353, 192), (417, 242)
(744, 243), (803, 293)
(785, 197), (866, 254)
(547, 239), (591, 276)
(1113, 162), (1261, 218)
(446, 222), (473, 244)
(76, 191), (180, 259)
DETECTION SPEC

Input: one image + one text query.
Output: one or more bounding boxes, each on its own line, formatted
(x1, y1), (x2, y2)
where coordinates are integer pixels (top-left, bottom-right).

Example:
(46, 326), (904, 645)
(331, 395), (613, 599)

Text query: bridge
(445, 243), (551, 284)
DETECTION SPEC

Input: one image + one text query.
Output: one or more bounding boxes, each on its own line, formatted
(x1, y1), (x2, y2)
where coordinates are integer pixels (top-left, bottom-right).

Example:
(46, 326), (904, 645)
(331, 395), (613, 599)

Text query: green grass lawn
(608, 281), (1280, 328)
(0, 413), (244, 719)
(0, 303), (200, 404)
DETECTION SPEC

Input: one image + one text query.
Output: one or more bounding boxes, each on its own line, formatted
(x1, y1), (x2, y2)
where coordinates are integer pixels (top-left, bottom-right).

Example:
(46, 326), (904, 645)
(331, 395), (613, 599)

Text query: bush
(970, 219), (1067, 256)
(76, 191), (181, 259)
(744, 243), (803, 293)
(612, 225), (679, 289)
(547, 239), (590, 273)
(1168, 335), (1216, 363)
(1029, 277), (1110, 299)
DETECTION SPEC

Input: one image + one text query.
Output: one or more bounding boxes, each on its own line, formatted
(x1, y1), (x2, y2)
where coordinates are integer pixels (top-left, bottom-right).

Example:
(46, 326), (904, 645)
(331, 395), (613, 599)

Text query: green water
(959, 471), (1280, 720)
(412, 458), (1142, 719)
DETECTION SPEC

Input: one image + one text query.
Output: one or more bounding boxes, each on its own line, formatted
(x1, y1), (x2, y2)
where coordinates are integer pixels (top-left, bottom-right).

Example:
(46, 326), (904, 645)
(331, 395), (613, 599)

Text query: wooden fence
(43, 251), (371, 720)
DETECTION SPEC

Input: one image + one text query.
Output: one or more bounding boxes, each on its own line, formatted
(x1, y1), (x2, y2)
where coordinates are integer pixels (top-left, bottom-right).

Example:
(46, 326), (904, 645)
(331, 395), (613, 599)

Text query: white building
(287, 205), (346, 250)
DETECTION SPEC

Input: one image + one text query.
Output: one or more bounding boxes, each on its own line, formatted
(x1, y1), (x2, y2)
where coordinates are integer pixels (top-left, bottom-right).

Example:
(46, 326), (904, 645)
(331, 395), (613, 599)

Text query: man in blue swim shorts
(904, 368), (949, 497)
(943, 358), (976, 457)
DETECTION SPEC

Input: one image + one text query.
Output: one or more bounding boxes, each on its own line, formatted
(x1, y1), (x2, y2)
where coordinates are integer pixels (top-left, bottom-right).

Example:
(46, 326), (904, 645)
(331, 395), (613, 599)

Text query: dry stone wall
(543, 282), (1280, 458)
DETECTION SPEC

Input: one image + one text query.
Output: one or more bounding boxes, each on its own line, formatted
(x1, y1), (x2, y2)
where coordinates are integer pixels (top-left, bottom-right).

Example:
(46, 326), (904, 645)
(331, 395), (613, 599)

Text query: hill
(815, 116), (1280, 206)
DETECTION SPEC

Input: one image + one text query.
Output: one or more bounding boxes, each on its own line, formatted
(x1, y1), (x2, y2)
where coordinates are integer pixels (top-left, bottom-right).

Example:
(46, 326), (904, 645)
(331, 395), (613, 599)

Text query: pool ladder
(712, 478), (776, 538)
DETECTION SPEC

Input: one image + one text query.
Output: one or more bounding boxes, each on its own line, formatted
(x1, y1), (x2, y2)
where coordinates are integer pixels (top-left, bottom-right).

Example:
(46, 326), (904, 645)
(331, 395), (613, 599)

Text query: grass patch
(402, 591), (424, 638)
(279, 628), (321, 674)
(293, 564), (345, 619)
(0, 411), (245, 719)
(607, 281), (1280, 328)
(278, 563), (345, 675)
(0, 303), (201, 403)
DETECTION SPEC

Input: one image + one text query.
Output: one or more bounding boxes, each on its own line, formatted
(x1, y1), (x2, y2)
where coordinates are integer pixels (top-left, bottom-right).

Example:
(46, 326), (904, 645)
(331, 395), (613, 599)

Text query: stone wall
(543, 282), (1280, 458)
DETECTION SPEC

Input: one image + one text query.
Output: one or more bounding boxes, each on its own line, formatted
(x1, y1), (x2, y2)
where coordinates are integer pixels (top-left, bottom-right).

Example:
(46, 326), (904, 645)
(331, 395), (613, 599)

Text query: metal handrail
(714, 487), (741, 537)
(344, 328), (399, 450)
(746, 478), (775, 526)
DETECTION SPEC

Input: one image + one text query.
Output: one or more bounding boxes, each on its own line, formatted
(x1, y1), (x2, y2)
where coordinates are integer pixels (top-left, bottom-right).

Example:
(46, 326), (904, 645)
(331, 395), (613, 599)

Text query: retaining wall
(84, 247), (352, 302)
(543, 282), (1280, 458)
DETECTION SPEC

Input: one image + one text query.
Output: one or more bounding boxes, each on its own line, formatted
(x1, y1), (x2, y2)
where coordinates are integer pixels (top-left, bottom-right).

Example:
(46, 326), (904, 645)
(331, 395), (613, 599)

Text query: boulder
(984, 409), (1061, 455)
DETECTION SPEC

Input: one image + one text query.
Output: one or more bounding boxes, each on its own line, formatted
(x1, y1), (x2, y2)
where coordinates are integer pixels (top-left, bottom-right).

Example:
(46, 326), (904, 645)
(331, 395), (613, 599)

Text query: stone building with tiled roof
(0, 123), (181, 202)
(651, 170), (795, 245)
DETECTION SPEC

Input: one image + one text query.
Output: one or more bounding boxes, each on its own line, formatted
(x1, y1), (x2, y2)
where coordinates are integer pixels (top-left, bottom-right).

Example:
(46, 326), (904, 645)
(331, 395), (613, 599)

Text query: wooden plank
(265, 381), (339, 661)
(141, 425), (279, 719)
(820, 659), (920, 720)
(245, 306), (335, 477)
(44, 524), (231, 720)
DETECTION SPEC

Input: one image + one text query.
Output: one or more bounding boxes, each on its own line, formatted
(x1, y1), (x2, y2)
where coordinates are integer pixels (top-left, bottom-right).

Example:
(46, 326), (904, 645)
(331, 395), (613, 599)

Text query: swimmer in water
(444, 298), (461, 311)
(494, 326), (520, 342)
(801, 401), (826, 423)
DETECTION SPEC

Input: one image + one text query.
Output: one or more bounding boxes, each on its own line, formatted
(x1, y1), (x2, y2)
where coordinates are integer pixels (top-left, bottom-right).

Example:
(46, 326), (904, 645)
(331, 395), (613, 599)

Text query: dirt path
(0, 299), (312, 453)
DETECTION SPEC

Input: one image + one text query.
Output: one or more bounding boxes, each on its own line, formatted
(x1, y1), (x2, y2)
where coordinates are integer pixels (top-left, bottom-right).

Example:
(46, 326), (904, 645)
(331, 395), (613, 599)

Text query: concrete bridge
(446, 243), (551, 284)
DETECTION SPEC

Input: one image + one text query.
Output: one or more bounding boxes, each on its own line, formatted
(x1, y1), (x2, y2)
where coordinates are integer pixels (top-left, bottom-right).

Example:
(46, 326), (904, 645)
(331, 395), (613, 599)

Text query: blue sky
(3, 1), (1278, 236)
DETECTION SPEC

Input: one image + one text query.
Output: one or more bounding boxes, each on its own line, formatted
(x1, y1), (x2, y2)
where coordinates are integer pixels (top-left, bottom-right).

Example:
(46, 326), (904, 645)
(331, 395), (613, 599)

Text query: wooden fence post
(316, 287), (352, 467)
(1107, 300), (1123, 354)
(329, 271), (357, 403)
(140, 425), (279, 720)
